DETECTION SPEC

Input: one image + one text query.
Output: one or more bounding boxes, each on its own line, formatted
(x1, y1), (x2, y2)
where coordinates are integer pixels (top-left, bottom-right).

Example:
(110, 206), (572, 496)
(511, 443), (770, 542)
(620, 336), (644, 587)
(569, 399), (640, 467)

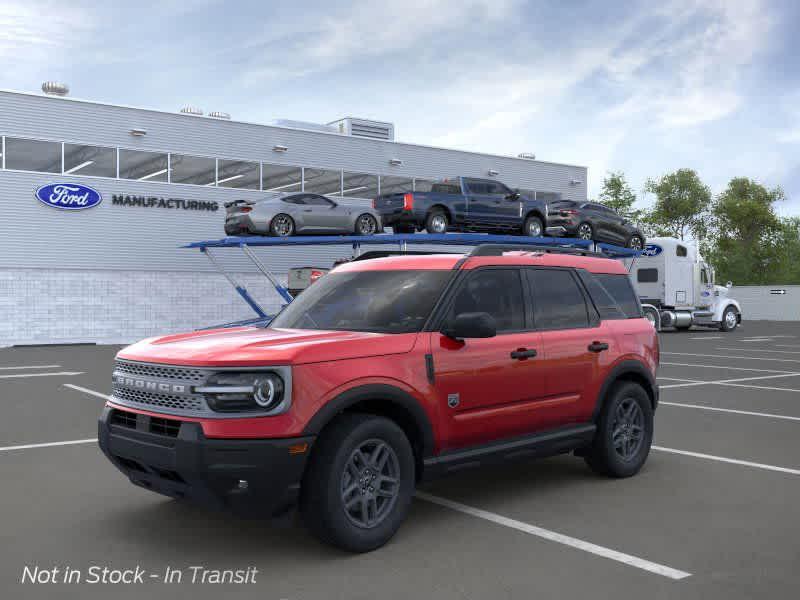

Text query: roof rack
(469, 243), (601, 257)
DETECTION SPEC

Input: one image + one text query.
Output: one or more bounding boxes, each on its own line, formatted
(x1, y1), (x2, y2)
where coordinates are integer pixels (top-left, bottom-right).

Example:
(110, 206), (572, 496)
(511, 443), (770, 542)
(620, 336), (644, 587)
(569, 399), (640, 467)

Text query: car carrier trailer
(183, 233), (640, 328)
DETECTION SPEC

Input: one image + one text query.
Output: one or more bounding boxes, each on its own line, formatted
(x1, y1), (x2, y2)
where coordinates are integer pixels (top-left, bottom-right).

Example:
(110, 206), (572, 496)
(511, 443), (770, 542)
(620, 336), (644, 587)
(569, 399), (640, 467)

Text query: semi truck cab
(629, 237), (742, 332)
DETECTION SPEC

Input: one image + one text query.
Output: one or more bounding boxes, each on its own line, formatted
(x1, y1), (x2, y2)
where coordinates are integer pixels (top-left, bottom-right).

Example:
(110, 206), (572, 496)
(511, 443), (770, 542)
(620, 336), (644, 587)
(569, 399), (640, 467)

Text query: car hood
(116, 327), (418, 367)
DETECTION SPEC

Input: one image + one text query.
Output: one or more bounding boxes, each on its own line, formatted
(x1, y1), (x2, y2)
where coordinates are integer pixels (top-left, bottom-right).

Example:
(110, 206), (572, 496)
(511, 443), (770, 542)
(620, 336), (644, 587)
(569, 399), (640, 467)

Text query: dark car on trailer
(546, 200), (645, 249)
(373, 177), (548, 237)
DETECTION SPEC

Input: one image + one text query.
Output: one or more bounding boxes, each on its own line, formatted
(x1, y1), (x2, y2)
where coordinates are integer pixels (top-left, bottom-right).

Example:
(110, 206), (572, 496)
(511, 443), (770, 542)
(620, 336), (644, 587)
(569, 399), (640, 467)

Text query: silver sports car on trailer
(224, 193), (383, 237)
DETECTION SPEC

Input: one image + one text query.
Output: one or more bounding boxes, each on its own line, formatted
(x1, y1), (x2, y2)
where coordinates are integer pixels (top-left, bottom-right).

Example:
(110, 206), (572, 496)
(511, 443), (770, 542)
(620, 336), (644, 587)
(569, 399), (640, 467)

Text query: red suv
(99, 245), (659, 552)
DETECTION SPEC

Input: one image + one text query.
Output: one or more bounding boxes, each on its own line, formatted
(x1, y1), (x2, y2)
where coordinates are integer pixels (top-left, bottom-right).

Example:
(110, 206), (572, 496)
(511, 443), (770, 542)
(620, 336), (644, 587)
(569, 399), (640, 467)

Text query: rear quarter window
(592, 273), (643, 319)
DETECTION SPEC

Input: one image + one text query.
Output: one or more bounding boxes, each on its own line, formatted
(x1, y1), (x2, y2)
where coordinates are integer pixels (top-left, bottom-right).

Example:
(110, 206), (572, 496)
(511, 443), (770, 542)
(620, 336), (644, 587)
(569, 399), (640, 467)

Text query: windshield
(269, 270), (452, 333)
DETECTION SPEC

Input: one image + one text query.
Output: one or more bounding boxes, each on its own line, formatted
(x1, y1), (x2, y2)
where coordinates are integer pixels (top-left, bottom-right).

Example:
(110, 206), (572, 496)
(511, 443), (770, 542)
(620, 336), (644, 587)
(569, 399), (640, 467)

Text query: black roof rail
(469, 243), (602, 257)
(349, 250), (460, 262)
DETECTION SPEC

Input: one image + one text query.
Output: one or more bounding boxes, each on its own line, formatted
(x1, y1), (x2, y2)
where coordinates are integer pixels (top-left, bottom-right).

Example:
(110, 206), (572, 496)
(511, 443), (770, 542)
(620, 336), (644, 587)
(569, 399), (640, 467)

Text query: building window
(4, 137), (61, 173)
(170, 154), (216, 186)
(217, 159), (260, 189)
(304, 167), (342, 196)
(379, 176), (413, 195)
(341, 171), (379, 199)
(262, 163), (302, 192)
(63, 143), (117, 177)
(119, 149), (169, 182)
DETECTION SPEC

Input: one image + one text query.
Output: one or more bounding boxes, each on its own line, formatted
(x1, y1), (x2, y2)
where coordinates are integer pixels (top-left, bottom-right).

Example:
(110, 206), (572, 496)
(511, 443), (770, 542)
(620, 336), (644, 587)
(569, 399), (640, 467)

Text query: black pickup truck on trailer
(373, 177), (548, 236)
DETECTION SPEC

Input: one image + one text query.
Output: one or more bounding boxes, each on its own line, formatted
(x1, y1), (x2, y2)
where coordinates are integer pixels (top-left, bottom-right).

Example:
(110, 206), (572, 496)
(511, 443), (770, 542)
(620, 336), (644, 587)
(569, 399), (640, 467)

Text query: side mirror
(442, 312), (497, 340)
(726, 281), (733, 288)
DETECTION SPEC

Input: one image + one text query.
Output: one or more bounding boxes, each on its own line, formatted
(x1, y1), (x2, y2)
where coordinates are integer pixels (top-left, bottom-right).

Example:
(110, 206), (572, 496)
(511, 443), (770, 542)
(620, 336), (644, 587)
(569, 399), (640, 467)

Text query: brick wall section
(0, 269), (288, 346)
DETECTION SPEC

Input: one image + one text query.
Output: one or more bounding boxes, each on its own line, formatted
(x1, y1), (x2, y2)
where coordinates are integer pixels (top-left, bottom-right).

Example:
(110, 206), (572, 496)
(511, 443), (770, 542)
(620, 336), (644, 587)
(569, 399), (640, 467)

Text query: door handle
(588, 341), (609, 352)
(303, 209), (313, 212)
(510, 348), (537, 360)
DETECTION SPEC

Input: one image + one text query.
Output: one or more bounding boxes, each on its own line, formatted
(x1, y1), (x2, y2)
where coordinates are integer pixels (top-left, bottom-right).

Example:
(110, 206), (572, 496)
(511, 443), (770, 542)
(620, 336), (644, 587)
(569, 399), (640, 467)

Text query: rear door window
(526, 269), (589, 329)
(448, 269), (526, 332)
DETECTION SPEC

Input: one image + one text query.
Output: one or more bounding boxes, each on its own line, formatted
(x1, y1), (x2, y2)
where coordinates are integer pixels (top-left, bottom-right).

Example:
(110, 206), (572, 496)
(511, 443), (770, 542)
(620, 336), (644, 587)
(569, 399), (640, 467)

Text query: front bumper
(98, 405), (314, 517)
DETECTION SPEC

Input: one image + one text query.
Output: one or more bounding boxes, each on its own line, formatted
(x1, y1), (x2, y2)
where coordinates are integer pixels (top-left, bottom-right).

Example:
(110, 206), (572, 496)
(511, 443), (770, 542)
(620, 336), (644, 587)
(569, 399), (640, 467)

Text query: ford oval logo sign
(642, 244), (662, 257)
(35, 183), (103, 210)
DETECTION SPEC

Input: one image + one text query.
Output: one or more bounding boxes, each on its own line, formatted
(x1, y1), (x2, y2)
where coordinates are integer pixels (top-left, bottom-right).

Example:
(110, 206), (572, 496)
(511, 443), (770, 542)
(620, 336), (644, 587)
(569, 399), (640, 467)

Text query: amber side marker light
(289, 443), (309, 455)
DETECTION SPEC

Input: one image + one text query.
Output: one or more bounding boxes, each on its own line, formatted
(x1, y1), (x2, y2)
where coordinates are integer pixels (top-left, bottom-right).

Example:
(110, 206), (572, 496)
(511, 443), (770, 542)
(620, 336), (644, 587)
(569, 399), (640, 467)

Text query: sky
(2, 0), (799, 215)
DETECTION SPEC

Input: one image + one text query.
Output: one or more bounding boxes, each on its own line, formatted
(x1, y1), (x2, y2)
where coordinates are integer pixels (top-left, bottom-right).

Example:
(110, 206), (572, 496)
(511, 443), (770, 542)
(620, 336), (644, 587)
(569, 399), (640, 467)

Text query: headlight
(196, 371), (287, 414)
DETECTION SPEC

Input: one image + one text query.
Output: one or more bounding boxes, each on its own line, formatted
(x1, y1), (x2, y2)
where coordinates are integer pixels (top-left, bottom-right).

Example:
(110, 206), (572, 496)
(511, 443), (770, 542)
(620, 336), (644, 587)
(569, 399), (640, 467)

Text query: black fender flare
(302, 384), (436, 459)
(592, 360), (658, 420)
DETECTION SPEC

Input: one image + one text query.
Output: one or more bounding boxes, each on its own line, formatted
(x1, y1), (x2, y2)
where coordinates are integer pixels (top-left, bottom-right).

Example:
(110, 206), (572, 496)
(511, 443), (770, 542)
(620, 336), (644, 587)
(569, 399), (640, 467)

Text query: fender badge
(447, 393), (460, 408)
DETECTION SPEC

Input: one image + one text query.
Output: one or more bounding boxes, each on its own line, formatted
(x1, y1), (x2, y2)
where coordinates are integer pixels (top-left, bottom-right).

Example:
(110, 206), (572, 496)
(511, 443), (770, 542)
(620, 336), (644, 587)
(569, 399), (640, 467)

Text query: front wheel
(355, 214), (379, 235)
(720, 306), (738, 332)
(627, 235), (644, 250)
(300, 414), (415, 553)
(523, 215), (544, 237)
(584, 382), (653, 478)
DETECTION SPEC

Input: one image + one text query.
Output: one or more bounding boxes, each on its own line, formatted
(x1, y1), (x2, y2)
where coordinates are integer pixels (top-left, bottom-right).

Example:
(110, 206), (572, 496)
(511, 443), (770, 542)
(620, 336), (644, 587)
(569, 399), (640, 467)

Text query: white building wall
(730, 286), (800, 321)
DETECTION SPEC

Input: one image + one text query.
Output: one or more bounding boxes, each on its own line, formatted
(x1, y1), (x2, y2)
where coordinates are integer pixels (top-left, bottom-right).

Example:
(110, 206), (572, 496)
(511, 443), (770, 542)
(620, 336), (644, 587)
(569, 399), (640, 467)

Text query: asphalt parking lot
(2, 322), (799, 599)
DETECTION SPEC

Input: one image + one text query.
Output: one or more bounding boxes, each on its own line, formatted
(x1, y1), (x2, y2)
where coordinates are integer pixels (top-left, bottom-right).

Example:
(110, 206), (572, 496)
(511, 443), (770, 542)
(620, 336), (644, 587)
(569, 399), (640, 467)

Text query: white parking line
(0, 371), (84, 379)
(0, 364), (61, 370)
(716, 382), (800, 394)
(717, 347), (800, 355)
(660, 362), (795, 374)
(653, 446), (800, 476)
(775, 344), (800, 349)
(63, 384), (111, 400)
(416, 491), (691, 580)
(688, 336), (723, 340)
(0, 438), (96, 453)
(662, 352), (800, 364)
(657, 377), (697, 382)
(659, 401), (800, 422)
(660, 372), (800, 389)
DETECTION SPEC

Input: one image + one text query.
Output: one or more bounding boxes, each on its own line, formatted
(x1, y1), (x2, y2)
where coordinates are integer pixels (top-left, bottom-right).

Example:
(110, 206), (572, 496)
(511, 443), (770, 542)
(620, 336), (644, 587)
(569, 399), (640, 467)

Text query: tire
(523, 215), (544, 237)
(584, 382), (653, 478)
(393, 224), (416, 234)
(425, 209), (449, 234)
(642, 306), (660, 331)
(300, 414), (415, 553)
(720, 306), (738, 332)
(576, 222), (594, 240)
(627, 235), (644, 250)
(355, 214), (379, 236)
(269, 214), (295, 237)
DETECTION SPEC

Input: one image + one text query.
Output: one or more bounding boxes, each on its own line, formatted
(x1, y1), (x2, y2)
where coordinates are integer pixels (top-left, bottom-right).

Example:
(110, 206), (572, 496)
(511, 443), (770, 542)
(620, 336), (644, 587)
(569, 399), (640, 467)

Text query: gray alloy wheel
(721, 306), (738, 332)
(611, 398), (645, 461)
(628, 235), (644, 250)
(524, 215), (544, 237)
(577, 222), (593, 240)
(270, 214), (295, 237)
(355, 214), (378, 236)
(426, 211), (448, 234)
(340, 439), (401, 529)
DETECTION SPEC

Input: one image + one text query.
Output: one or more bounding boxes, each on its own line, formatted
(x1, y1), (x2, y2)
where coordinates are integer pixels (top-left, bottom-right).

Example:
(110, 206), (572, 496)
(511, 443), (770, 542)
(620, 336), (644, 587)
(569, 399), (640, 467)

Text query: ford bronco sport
(98, 245), (659, 552)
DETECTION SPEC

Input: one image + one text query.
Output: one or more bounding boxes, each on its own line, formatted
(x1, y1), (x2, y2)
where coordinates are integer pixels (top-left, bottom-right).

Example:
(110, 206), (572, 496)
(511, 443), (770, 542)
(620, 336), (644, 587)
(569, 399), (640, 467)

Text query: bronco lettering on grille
(115, 375), (186, 394)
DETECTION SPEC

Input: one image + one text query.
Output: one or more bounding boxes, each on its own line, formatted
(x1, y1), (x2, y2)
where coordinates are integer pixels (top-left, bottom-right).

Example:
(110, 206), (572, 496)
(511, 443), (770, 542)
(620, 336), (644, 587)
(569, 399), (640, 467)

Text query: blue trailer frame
(184, 233), (640, 325)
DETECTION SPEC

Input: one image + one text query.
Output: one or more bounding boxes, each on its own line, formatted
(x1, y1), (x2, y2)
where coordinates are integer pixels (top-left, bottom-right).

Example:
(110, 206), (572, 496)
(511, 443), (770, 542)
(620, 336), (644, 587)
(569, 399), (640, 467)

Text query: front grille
(110, 409), (137, 429)
(112, 386), (205, 413)
(114, 360), (207, 382)
(150, 417), (181, 437)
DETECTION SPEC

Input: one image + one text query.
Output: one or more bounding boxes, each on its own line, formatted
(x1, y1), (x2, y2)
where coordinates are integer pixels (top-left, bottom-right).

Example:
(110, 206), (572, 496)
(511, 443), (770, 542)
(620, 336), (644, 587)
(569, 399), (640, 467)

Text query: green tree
(643, 169), (712, 240)
(705, 178), (787, 284)
(598, 171), (640, 220)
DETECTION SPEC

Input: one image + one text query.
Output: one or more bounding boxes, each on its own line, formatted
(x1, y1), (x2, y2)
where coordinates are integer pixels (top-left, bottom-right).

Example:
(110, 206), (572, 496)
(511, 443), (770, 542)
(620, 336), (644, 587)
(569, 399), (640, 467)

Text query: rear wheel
(300, 414), (415, 553)
(584, 382), (653, 478)
(425, 209), (449, 234)
(720, 306), (738, 332)
(577, 222), (594, 240)
(523, 215), (544, 237)
(269, 214), (295, 237)
(355, 214), (379, 235)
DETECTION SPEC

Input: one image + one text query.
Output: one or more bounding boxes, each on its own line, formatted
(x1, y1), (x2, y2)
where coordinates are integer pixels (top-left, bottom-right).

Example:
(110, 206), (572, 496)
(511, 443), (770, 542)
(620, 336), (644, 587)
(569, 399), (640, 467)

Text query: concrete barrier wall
(731, 285), (800, 321)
